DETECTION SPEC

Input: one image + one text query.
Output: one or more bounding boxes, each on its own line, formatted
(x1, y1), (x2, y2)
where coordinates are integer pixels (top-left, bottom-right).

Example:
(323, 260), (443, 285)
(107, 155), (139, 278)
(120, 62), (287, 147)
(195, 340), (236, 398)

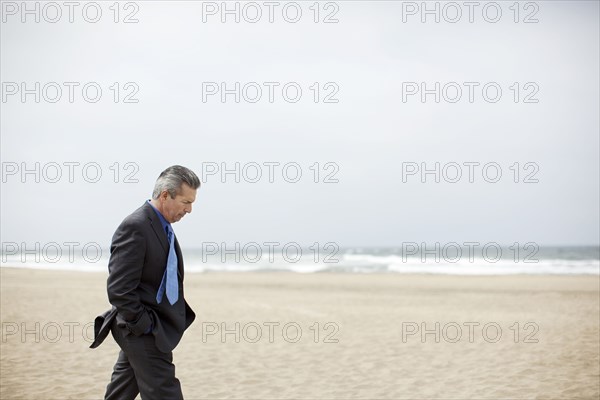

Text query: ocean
(1, 245), (598, 275)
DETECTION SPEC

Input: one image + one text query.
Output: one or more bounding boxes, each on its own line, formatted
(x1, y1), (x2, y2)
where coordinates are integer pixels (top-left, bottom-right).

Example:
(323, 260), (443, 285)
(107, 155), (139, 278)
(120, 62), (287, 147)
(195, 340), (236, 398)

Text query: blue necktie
(156, 225), (178, 305)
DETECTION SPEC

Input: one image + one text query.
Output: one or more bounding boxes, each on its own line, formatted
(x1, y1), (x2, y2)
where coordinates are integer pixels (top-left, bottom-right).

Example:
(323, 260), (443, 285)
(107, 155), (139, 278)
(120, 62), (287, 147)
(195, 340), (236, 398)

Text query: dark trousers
(104, 320), (183, 400)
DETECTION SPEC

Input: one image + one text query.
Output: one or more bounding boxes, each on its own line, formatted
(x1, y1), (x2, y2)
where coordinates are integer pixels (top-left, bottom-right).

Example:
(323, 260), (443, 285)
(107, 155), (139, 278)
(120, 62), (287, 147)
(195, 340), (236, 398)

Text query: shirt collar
(147, 199), (171, 234)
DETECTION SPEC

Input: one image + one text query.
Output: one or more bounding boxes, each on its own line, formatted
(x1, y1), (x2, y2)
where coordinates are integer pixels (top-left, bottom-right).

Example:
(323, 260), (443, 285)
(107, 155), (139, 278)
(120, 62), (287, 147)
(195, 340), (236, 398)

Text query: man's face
(159, 183), (197, 223)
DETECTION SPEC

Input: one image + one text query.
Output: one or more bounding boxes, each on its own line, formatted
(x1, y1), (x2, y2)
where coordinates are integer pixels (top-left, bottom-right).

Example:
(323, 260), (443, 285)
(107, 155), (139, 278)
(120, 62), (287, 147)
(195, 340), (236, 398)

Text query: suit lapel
(143, 202), (169, 255)
(174, 237), (184, 280)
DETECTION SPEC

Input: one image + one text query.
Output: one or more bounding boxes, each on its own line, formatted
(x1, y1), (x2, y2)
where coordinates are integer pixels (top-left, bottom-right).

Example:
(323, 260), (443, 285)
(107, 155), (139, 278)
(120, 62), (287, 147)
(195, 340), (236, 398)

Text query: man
(90, 165), (200, 400)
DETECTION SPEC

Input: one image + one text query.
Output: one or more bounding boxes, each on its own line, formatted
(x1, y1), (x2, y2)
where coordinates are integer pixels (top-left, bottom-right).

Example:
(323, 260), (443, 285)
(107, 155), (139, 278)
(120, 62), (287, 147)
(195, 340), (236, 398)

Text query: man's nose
(186, 204), (192, 213)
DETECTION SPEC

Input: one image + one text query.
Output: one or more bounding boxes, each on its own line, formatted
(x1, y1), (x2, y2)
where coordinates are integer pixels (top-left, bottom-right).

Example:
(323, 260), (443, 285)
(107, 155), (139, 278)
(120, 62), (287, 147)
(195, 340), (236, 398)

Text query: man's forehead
(177, 184), (197, 201)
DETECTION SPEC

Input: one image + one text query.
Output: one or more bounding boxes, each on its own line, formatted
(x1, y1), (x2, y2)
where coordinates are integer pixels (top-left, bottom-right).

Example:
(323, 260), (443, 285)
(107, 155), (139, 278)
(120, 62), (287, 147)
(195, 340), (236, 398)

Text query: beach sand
(1, 267), (598, 399)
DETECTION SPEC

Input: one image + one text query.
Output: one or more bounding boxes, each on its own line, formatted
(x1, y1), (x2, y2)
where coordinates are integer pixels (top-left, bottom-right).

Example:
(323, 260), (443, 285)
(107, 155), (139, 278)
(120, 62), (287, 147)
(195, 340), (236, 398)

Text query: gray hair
(152, 165), (200, 199)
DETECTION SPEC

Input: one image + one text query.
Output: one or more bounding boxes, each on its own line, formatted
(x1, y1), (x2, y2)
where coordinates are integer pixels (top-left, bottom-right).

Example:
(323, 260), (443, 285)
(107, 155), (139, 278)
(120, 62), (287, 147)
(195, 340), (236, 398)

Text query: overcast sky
(1, 1), (598, 249)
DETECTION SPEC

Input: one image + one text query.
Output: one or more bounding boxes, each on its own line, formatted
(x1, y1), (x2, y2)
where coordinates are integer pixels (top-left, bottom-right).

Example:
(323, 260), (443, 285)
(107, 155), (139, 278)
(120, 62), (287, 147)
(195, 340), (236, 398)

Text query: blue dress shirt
(145, 200), (173, 333)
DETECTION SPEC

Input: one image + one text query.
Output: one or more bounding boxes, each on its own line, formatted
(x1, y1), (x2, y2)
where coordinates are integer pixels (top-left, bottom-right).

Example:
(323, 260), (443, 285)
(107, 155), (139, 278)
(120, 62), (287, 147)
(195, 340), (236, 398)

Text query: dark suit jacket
(90, 202), (196, 353)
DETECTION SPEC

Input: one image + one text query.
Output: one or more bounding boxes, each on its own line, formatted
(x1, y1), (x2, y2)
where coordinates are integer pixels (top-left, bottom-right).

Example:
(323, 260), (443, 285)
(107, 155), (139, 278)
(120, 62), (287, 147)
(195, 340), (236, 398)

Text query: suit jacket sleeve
(106, 219), (153, 336)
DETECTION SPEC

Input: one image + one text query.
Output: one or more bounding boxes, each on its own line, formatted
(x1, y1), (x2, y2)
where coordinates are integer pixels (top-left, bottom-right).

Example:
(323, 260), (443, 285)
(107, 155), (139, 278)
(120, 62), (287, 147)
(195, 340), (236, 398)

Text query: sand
(1, 267), (598, 399)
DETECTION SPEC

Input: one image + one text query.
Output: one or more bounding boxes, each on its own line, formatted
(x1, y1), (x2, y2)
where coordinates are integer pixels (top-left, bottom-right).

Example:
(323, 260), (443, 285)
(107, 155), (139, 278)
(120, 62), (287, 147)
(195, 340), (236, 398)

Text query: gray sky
(1, 1), (599, 249)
